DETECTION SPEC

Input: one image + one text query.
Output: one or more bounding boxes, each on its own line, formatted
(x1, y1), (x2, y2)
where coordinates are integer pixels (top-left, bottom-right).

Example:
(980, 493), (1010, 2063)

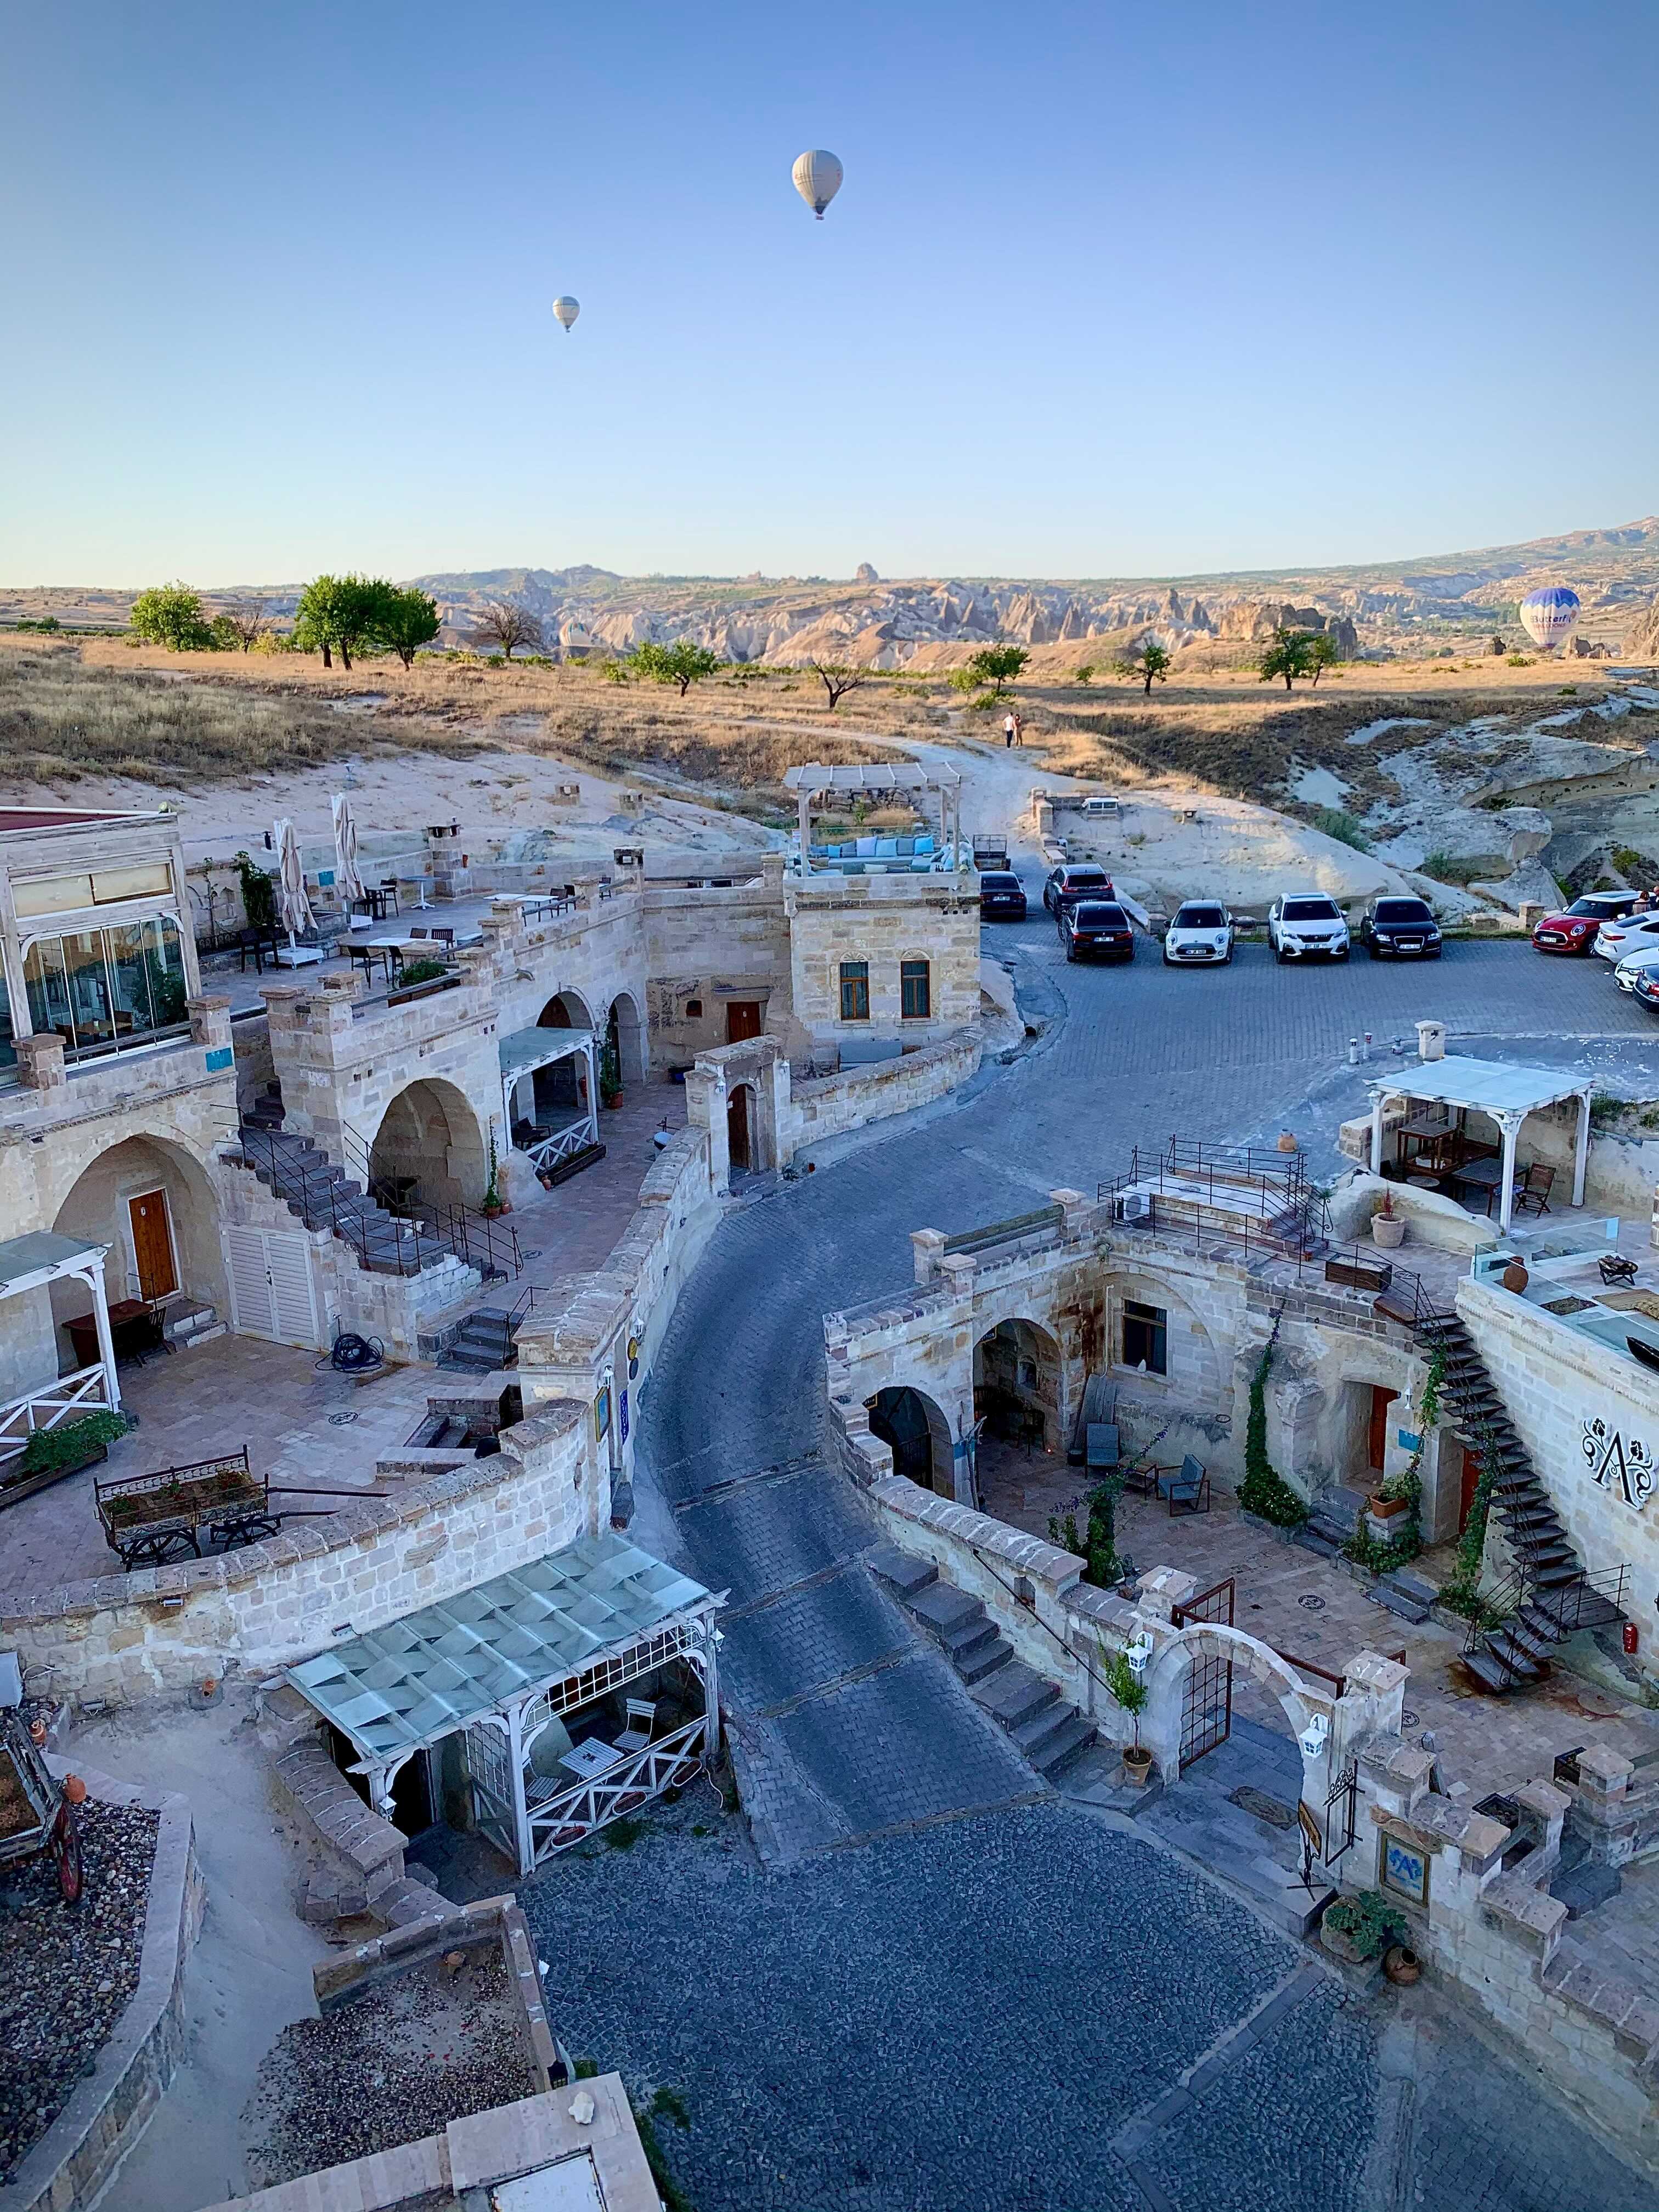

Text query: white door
(223, 1226), (319, 1347)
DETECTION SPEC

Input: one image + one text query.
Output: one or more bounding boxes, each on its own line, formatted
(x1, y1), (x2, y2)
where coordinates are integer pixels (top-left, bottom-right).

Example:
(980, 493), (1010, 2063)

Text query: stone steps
(871, 1549), (1101, 1785)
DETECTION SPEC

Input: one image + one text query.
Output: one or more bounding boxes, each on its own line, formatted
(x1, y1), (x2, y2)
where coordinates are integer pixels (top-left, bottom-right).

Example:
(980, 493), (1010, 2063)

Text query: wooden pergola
(0, 1231), (120, 1465)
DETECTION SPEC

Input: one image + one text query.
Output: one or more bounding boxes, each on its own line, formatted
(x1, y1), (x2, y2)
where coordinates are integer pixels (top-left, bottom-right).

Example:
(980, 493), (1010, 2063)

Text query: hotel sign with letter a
(1582, 1416), (1656, 1512)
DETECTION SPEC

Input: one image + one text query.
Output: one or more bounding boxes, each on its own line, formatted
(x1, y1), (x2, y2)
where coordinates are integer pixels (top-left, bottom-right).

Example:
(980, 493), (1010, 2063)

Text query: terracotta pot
(1277, 1130), (1299, 1154)
(1122, 1746), (1154, 1788)
(1369, 1493), (1410, 1520)
(1384, 1943), (1421, 1986)
(1372, 1212), (1407, 1249)
(602, 1092), (623, 1111)
(482, 1200), (507, 1219)
(1502, 1259), (1529, 1294)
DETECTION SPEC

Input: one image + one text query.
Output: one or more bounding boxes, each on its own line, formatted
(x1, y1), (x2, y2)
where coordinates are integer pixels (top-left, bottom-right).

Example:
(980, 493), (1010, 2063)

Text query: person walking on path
(1003, 710), (1016, 748)
(1012, 710), (1025, 748)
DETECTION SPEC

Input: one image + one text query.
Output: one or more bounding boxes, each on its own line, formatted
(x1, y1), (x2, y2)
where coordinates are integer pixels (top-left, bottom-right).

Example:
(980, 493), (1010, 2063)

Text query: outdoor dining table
(1444, 1156), (1506, 1214)
(558, 1737), (624, 1782)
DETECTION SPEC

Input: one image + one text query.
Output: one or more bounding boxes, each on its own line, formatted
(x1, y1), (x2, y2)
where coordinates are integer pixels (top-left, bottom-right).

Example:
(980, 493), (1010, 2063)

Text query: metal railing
(1465, 1563), (1630, 1671)
(337, 1125), (524, 1282)
(233, 1121), (452, 1275)
(1100, 1183), (1332, 1268)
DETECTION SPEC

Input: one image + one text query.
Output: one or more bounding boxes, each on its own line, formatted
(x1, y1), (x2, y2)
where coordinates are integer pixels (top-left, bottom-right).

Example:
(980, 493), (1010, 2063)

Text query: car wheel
(1336, 946), (1351, 961)
(1274, 946), (1288, 963)
(1222, 948), (1233, 964)
(1368, 943), (1383, 959)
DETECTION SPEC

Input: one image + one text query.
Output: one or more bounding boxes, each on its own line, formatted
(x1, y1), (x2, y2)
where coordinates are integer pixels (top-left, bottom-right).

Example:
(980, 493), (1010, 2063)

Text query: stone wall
(1, 1406), (592, 1707)
(641, 868), (792, 1067)
(1459, 1275), (1659, 1687)
(785, 870), (980, 1060)
(787, 1030), (980, 1155)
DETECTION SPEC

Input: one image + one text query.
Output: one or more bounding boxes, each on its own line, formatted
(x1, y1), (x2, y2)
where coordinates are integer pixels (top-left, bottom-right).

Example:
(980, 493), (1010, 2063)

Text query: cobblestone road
(617, 901), (1657, 2211)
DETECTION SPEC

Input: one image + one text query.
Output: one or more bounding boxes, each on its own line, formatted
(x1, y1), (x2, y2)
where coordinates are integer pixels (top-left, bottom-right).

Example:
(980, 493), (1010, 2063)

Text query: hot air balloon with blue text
(1519, 585), (1580, 651)
(792, 150), (843, 219)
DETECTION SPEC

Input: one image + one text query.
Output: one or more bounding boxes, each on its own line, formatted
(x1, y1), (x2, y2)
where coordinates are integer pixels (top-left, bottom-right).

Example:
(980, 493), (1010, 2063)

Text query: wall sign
(1380, 1833), (1430, 1908)
(1582, 1416), (1656, 1513)
(204, 1046), (233, 1073)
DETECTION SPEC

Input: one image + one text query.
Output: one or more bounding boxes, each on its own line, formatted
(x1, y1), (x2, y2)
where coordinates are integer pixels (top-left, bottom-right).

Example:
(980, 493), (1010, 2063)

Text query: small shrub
(1421, 851), (1487, 886)
(393, 958), (448, 987)
(1342, 1523), (1421, 1575)
(1506, 653), (1534, 667)
(603, 1815), (645, 1850)
(14, 1410), (130, 1477)
(1323, 1888), (1408, 1960)
(967, 691), (998, 712)
(1612, 847), (1645, 875)
(1311, 806), (1370, 852)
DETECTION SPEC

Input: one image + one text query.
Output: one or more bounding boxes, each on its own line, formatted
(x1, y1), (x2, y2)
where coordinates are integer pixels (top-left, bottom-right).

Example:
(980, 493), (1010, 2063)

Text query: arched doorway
(726, 1082), (753, 1175)
(49, 1132), (228, 1359)
(868, 1385), (955, 1497)
(973, 1318), (1060, 1451)
(1143, 1621), (1318, 1785)
(369, 1078), (489, 1212)
(607, 991), (644, 1084)
(532, 992), (594, 1125)
(538, 990), (592, 1031)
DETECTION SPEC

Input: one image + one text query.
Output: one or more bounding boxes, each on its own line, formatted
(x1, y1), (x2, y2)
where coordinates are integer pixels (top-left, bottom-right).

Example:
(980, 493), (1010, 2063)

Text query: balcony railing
(0, 1362), (116, 1464)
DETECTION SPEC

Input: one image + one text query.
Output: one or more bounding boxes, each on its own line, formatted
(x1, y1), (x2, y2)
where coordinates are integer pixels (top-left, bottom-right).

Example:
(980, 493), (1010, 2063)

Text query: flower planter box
(1325, 1256), (1393, 1294)
(0, 1437), (109, 1513)
(1368, 1493), (1411, 1521)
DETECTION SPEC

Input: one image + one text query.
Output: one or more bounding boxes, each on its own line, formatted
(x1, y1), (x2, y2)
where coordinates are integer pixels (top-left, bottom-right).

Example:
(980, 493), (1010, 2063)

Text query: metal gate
(1171, 1575), (1234, 1771)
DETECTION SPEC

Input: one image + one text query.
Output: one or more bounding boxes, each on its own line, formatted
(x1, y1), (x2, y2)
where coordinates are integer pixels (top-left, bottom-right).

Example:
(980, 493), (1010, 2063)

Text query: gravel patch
(0, 1799), (159, 2182)
(522, 1798), (1295, 2212)
(242, 1948), (538, 2188)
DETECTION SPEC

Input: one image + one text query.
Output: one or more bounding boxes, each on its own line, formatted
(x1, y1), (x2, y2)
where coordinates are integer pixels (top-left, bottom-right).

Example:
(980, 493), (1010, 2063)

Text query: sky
(3, 0), (1657, 585)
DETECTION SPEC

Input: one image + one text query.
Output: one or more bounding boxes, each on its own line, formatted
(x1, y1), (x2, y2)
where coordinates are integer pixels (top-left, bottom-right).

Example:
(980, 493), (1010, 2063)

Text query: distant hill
(8, 517), (1659, 665)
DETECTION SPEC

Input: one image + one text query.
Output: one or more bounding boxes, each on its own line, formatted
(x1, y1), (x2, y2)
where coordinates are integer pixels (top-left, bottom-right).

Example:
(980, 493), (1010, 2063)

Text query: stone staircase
(232, 1118), (473, 1282)
(160, 1296), (225, 1350)
(1413, 1310), (1626, 1694)
(439, 1307), (526, 1373)
(870, 1547), (1101, 1785)
(1293, 1482), (1367, 1561)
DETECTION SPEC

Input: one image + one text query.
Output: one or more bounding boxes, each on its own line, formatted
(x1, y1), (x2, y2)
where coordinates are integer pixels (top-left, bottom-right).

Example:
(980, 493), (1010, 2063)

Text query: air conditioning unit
(1116, 1192), (1152, 1222)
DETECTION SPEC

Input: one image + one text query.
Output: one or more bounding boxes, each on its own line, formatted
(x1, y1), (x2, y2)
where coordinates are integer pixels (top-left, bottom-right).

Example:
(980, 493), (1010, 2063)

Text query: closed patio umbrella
(275, 817), (314, 949)
(331, 792), (366, 906)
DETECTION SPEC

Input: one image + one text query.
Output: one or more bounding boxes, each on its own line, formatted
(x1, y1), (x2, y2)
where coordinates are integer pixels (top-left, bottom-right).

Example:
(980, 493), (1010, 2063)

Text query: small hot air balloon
(792, 150), (843, 220)
(552, 296), (580, 334)
(1519, 585), (1581, 651)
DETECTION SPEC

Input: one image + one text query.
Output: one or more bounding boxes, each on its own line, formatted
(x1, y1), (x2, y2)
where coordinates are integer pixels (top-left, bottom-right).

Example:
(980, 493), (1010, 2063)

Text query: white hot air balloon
(552, 296), (580, 334)
(1518, 585), (1581, 651)
(792, 150), (843, 220)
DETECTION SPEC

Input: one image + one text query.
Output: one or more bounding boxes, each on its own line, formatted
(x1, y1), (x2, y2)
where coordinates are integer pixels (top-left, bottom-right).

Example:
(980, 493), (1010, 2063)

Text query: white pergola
(286, 1532), (725, 1876)
(500, 1024), (599, 1177)
(0, 1231), (119, 1463)
(1366, 1056), (1592, 1235)
(783, 761), (963, 872)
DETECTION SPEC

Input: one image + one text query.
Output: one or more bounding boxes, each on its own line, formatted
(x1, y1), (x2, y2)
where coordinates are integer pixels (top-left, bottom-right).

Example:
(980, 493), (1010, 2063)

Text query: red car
(1531, 893), (1638, 953)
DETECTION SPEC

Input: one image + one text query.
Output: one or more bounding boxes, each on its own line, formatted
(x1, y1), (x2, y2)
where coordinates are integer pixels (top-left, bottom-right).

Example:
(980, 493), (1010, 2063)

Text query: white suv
(1269, 893), (1350, 962)
(1163, 900), (1234, 966)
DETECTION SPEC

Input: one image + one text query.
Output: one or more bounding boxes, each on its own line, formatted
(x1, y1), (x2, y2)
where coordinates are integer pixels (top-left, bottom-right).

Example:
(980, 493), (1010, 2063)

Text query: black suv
(1058, 900), (1135, 962)
(1359, 896), (1443, 960)
(979, 871), (1027, 921)
(1043, 862), (1115, 915)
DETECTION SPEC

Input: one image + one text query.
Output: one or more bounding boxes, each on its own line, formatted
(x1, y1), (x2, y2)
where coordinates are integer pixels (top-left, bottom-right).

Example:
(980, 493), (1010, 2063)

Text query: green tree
(129, 583), (214, 652)
(629, 639), (720, 697)
(1257, 626), (1319, 691)
(963, 644), (1029, 697)
(1114, 641), (1172, 696)
(1306, 634), (1342, 686)
(293, 573), (385, 670)
(374, 586), (442, 668)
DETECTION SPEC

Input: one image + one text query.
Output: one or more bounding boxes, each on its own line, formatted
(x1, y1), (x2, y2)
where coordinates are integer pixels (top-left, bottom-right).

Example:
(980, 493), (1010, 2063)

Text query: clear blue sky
(4, 0), (1656, 585)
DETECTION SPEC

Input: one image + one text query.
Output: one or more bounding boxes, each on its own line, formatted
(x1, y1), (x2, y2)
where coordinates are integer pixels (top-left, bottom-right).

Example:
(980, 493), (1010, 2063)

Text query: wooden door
(726, 1085), (751, 1172)
(1459, 1446), (1483, 1534)
(128, 1189), (177, 1302)
(725, 1000), (763, 1043)
(1367, 1385), (1398, 1474)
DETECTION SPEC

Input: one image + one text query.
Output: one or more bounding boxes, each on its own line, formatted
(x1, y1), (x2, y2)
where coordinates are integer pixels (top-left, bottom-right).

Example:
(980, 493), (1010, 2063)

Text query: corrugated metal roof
(782, 762), (958, 792)
(284, 1532), (713, 1764)
(1370, 1057), (1593, 1118)
(499, 1025), (594, 1085)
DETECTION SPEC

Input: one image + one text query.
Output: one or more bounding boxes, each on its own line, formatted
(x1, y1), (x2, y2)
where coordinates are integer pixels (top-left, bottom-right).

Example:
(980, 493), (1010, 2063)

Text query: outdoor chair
(1600, 1251), (1639, 1287)
(1085, 1423), (1120, 1477)
(1513, 1163), (1555, 1217)
(431, 925), (456, 947)
(378, 878), (400, 916)
(408, 924), (430, 939)
(1155, 1456), (1210, 1516)
(614, 1699), (657, 1754)
(236, 927), (276, 973)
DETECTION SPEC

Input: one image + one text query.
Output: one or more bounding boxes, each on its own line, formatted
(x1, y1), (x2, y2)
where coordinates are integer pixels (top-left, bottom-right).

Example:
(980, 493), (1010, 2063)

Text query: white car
(1163, 900), (1234, 966)
(1595, 912), (1659, 963)
(1268, 893), (1350, 962)
(1614, 946), (1659, 992)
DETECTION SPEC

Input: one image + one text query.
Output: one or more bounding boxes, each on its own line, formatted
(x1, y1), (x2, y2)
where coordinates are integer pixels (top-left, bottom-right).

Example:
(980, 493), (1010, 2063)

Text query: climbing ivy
(1377, 1342), (1445, 1515)
(1237, 1315), (1309, 1528)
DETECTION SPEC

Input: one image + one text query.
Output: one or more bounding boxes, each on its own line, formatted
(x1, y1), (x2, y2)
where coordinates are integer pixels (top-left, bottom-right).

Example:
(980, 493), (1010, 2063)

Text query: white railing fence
(0, 1363), (115, 1462)
(526, 1714), (709, 1863)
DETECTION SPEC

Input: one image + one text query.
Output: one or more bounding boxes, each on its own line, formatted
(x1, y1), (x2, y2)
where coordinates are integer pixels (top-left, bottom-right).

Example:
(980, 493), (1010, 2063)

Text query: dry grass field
(0, 630), (1643, 820)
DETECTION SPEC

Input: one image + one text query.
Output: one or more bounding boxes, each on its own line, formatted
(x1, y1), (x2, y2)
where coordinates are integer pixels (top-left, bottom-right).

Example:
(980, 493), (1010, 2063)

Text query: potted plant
(1, 1409), (130, 1499)
(1102, 1640), (1153, 1786)
(1372, 1188), (1407, 1249)
(1319, 1888), (1407, 1965)
(599, 1032), (623, 1110)
(480, 1132), (509, 1218)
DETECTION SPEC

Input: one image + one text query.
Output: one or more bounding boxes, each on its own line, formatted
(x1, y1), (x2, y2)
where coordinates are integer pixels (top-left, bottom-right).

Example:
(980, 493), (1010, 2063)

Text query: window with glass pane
(24, 939), (72, 1043)
(145, 917), (187, 1027)
(108, 922), (157, 1039)
(839, 960), (870, 1021)
(1121, 1300), (1168, 1376)
(900, 959), (931, 1019)
(62, 933), (115, 1048)
(0, 966), (15, 1079)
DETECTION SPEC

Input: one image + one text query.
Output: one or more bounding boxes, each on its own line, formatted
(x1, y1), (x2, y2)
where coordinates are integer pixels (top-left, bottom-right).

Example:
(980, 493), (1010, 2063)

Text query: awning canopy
(783, 761), (959, 795)
(499, 1025), (595, 1087)
(0, 1231), (109, 1301)
(1369, 1057), (1592, 1118)
(284, 1532), (714, 1766)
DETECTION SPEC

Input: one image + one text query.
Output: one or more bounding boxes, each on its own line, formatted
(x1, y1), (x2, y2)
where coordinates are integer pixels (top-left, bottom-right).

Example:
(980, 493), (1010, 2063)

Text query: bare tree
(470, 600), (546, 660)
(811, 661), (871, 710)
(219, 599), (269, 652)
